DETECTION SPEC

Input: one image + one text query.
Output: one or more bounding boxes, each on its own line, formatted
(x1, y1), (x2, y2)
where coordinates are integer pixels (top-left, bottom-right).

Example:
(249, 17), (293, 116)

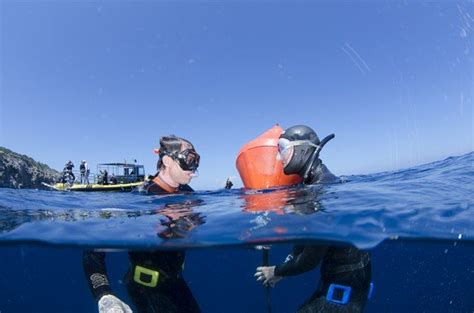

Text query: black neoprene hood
(280, 125), (320, 145)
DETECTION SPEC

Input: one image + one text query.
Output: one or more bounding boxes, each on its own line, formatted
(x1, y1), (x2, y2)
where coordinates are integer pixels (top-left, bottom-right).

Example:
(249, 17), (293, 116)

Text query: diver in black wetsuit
(62, 160), (75, 183)
(225, 178), (233, 190)
(83, 136), (201, 313)
(254, 125), (372, 313)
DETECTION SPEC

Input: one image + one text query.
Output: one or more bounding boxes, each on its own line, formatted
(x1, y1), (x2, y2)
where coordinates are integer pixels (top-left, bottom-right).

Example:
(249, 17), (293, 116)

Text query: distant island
(0, 147), (60, 189)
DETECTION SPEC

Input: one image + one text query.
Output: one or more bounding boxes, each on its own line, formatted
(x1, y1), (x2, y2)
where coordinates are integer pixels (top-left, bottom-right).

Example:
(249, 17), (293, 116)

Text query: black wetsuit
(102, 170), (108, 185)
(275, 246), (371, 313)
(63, 162), (75, 182)
(304, 158), (340, 185)
(83, 179), (200, 313)
(277, 160), (371, 313)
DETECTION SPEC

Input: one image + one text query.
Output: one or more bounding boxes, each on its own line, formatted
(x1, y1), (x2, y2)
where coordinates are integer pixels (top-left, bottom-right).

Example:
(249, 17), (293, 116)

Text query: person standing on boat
(102, 169), (108, 185)
(83, 135), (201, 313)
(63, 160), (75, 183)
(253, 125), (372, 313)
(80, 160), (89, 184)
(86, 166), (91, 184)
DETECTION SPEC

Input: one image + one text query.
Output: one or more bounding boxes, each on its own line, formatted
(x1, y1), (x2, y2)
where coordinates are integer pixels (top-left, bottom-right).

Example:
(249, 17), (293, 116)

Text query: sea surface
(0, 152), (473, 313)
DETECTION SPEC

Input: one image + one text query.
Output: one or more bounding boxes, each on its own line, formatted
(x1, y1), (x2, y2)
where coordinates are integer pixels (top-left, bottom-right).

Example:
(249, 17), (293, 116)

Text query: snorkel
(302, 133), (335, 182)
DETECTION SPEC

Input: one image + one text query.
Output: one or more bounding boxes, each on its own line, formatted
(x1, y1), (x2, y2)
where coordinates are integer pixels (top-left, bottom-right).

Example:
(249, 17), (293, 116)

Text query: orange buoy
(236, 125), (303, 189)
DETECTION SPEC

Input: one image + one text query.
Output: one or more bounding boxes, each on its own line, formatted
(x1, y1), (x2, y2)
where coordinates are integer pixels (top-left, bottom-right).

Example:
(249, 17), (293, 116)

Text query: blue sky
(1, 1), (472, 190)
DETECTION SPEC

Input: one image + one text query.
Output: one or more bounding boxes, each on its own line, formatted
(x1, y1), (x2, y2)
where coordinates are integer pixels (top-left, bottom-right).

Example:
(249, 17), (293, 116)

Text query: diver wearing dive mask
(255, 125), (371, 313)
(278, 125), (339, 184)
(83, 135), (202, 313)
(146, 136), (201, 192)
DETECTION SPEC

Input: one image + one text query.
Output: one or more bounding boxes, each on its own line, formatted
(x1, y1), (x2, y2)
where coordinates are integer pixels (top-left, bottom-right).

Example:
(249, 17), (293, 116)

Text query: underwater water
(0, 152), (473, 313)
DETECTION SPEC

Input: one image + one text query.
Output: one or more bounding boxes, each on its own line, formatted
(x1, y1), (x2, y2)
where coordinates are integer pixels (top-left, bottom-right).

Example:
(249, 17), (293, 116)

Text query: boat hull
(43, 182), (144, 192)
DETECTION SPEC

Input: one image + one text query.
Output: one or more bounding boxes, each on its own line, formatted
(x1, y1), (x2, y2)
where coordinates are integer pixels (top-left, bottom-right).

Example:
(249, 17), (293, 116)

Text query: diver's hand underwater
(98, 294), (133, 313)
(255, 266), (283, 287)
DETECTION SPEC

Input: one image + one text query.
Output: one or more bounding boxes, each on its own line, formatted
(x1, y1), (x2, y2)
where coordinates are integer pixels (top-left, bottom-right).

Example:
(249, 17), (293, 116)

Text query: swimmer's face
(169, 142), (195, 185)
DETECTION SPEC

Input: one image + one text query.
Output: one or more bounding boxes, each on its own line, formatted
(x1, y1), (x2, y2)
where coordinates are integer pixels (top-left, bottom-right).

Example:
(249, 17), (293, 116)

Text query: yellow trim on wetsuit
(133, 265), (160, 287)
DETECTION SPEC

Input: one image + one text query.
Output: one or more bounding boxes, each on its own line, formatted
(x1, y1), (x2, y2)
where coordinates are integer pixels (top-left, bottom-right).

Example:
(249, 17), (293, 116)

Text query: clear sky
(1, 1), (472, 190)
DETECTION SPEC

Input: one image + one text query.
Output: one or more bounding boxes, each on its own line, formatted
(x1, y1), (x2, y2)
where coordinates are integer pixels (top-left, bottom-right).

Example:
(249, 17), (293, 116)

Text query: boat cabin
(97, 163), (146, 184)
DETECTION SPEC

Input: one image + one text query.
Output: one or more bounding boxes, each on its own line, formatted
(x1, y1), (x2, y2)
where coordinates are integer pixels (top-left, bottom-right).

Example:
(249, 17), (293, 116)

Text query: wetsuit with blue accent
(83, 177), (200, 313)
(279, 160), (372, 313)
(275, 246), (371, 313)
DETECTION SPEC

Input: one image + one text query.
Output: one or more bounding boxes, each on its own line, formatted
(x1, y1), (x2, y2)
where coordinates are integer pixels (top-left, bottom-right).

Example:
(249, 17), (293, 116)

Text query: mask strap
(279, 140), (318, 152)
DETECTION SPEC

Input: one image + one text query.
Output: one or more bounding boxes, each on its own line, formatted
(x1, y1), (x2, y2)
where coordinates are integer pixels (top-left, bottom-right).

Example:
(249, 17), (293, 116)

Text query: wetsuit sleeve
(274, 245), (328, 277)
(82, 250), (112, 301)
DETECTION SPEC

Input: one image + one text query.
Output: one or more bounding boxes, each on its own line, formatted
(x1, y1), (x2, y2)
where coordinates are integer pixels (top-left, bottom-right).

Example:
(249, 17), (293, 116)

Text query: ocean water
(0, 152), (473, 313)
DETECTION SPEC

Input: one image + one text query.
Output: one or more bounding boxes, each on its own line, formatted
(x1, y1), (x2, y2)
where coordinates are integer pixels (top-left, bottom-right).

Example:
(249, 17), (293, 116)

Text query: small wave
(0, 152), (472, 249)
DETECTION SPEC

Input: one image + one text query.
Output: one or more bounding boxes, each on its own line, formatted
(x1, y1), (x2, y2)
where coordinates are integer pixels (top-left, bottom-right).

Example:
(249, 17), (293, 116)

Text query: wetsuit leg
(297, 263), (371, 313)
(297, 297), (366, 313)
(125, 270), (200, 313)
(166, 278), (201, 313)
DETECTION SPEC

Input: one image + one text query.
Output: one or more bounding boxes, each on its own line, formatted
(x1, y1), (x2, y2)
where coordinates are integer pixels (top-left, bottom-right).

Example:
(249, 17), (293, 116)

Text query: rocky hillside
(0, 147), (60, 189)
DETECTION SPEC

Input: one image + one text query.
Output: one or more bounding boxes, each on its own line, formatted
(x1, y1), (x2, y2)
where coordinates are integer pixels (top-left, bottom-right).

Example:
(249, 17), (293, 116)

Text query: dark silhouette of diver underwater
(237, 125), (372, 313)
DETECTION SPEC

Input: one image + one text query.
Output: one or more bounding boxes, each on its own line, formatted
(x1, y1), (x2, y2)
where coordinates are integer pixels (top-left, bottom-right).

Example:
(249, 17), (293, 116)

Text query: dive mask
(174, 149), (200, 172)
(277, 138), (318, 164)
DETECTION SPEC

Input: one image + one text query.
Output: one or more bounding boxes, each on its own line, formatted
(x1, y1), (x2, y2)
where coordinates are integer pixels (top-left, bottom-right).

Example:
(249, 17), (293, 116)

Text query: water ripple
(0, 152), (472, 249)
